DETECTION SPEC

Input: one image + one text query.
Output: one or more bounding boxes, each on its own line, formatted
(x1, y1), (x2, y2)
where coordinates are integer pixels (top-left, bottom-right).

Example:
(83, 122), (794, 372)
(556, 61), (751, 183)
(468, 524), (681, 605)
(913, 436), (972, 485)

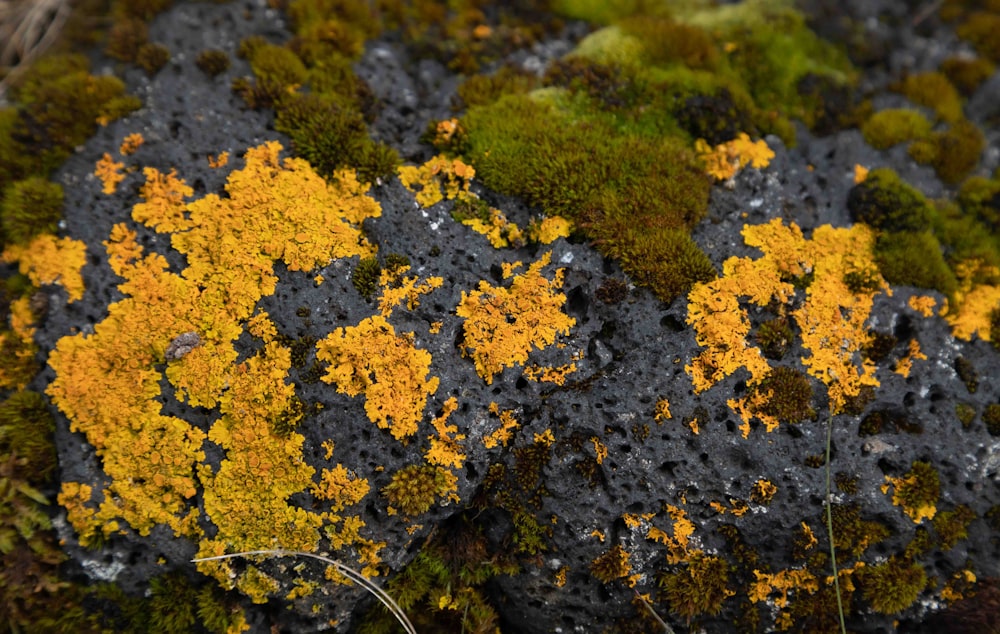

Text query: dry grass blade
(0, 0), (71, 101)
(192, 549), (417, 634)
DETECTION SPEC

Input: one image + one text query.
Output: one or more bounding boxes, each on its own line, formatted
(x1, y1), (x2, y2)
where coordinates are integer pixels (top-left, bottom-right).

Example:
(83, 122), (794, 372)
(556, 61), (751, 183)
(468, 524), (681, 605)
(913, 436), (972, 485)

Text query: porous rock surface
(28, 0), (1000, 632)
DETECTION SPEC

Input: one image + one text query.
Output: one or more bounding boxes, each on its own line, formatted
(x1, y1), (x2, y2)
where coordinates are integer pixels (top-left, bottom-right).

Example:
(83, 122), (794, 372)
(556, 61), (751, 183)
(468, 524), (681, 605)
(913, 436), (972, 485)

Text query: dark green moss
(934, 505), (976, 550)
(957, 12), (1000, 62)
(858, 408), (922, 436)
(847, 168), (933, 233)
(924, 119), (985, 185)
(860, 556), (927, 614)
(955, 356), (979, 394)
(958, 176), (1000, 233)
(656, 553), (731, 622)
(0, 391), (57, 479)
(595, 277), (629, 304)
(354, 254), (383, 300)
(839, 385), (876, 416)
(136, 42), (170, 76)
(861, 108), (932, 150)
(195, 49), (231, 77)
(863, 331), (898, 364)
(755, 316), (793, 360)
(941, 55), (996, 95)
(105, 16), (149, 63)
(984, 403), (1000, 436)
(804, 454), (825, 468)
(542, 57), (636, 109)
(1, 177), (63, 246)
(875, 231), (957, 297)
(620, 15), (720, 70)
(751, 366), (814, 424)
(672, 87), (758, 146)
(834, 472), (859, 495)
(828, 503), (890, 559)
(956, 402), (976, 429)
(894, 71), (963, 123)
(382, 464), (452, 516)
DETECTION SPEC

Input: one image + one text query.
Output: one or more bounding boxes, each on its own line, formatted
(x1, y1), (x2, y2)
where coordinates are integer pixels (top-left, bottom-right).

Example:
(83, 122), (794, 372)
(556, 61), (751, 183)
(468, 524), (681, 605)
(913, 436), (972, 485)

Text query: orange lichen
(695, 132), (774, 181)
(687, 219), (886, 417)
(460, 203), (525, 248)
(654, 398), (672, 422)
(750, 479), (778, 505)
(749, 568), (819, 609)
(893, 339), (927, 377)
(397, 154), (476, 207)
(119, 132), (144, 155)
(942, 261), (1000, 340)
(95, 152), (126, 193)
(208, 152), (230, 168)
(456, 251), (576, 383)
(316, 315), (439, 440)
(48, 141), (384, 597)
(483, 402), (520, 449)
(527, 215), (572, 244)
(426, 397), (465, 470)
(908, 294), (937, 317)
(376, 266), (443, 317)
(590, 545), (634, 585)
(590, 436), (608, 465)
(853, 163), (869, 184)
(311, 465), (370, 512)
(533, 428), (556, 447)
(2, 234), (87, 302)
(522, 362), (577, 385)
(646, 505), (698, 564)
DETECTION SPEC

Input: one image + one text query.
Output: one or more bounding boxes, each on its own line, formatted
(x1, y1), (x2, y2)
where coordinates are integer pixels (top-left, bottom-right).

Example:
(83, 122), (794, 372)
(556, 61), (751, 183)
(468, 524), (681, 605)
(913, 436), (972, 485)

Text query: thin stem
(825, 414), (847, 634)
(193, 549), (417, 634)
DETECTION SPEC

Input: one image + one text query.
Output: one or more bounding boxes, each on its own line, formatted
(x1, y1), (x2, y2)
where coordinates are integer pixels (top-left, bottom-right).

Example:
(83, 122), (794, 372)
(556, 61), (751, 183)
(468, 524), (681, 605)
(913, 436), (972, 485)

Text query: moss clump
(0, 391), (57, 479)
(755, 316), (793, 360)
(383, 464), (453, 516)
(941, 55), (996, 96)
(933, 505), (977, 550)
(657, 553), (732, 622)
(874, 231), (957, 297)
(846, 168), (933, 233)
(913, 119), (985, 185)
(590, 544), (632, 584)
(1, 177), (63, 246)
(888, 461), (941, 523)
(860, 556), (927, 614)
(352, 256), (381, 301)
(195, 49), (231, 77)
(958, 176), (1000, 232)
(136, 43), (170, 76)
(751, 366), (814, 424)
(955, 356), (979, 394)
(829, 503), (890, 559)
(861, 108), (932, 150)
(894, 71), (964, 123)
(956, 402), (976, 429)
(105, 16), (149, 63)
(984, 404), (1000, 436)
(957, 12), (1000, 62)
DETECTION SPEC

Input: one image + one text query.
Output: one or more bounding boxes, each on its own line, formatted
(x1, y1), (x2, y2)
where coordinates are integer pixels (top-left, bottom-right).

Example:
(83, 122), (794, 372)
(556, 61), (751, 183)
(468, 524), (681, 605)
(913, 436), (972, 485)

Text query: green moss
(618, 15), (720, 70)
(955, 402), (976, 429)
(941, 55), (996, 95)
(958, 175), (1000, 232)
(895, 71), (964, 123)
(755, 316), (793, 360)
(861, 108), (932, 150)
(860, 556), (927, 614)
(0, 391), (57, 480)
(751, 366), (814, 424)
(382, 464), (452, 516)
(957, 12), (1000, 62)
(136, 42), (170, 76)
(875, 231), (957, 297)
(834, 472), (859, 495)
(672, 87), (760, 146)
(105, 16), (149, 63)
(894, 461), (942, 520)
(459, 66), (538, 109)
(984, 403), (1000, 436)
(847, 168), (933, 233)
(657, 553), (731, 622)
(933, 505), (976, 550)
(590, 544), (632, 584)
(955, 356), (979, 394)
(248, 42), (308, 89)
(195, 49), (231, 77)
(923, 119), (985, 185)
(828, 503), (890, 559)
(1, 177), (63, 246)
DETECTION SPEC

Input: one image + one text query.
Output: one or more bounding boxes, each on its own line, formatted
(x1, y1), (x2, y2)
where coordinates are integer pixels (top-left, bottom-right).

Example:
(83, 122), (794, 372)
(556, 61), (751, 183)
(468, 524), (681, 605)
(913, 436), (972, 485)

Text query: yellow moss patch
(456, 251), (576, 383)
(2, 234), (87, 302)
(316, 315), (439, 440)
(687, 220), (886, 417)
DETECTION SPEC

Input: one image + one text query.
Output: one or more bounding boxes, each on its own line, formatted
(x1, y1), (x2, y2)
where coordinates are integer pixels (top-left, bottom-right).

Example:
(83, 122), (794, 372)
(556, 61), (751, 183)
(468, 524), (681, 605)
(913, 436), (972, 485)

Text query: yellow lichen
(695, 132), (774, 181)
(908, 294), (936, 317)
(522, 362), (577, 385)
(853, 163), (869, 184)
(208, 152), (230, 168)
(687, 219), (886, 417)
(119, 132), (144, 155)
(527, 215), (572, 244)
(95, 152), (126, 194)
(460, 203), (525, 248)
(646, 505), (698, 564)
(483, 402), (519, 449)
(48, 141), (384, 597)
(590, 436), (608, 465)
(311, 465), (370, 512)
(426, 397), (465, 470)
(942, 261), (1000, 341)
(654, 398), (672, 422)
(750, 479), (778, 505)
(893, 339), (927, 378)
(316, 315), (439, 440)
(376, 266), (443, 317)
(2, 234), (87, 302)
(397, 154), (476, 207)
(456, 252), (576, 383)
(749, 568), (819, 608)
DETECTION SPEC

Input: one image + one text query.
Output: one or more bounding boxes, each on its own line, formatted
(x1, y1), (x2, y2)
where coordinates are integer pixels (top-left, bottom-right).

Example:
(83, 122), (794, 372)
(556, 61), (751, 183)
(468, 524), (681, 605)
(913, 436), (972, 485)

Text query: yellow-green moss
(861, 108), (932, 150)
(860, 556), (927, 614)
